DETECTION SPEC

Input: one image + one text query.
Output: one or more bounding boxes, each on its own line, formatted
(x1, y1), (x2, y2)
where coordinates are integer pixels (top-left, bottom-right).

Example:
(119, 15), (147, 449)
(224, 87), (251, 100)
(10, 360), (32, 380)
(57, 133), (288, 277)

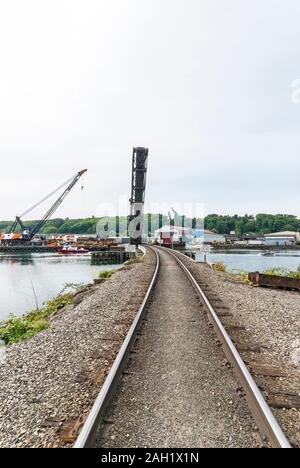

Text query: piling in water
(91, 250), (131, 265)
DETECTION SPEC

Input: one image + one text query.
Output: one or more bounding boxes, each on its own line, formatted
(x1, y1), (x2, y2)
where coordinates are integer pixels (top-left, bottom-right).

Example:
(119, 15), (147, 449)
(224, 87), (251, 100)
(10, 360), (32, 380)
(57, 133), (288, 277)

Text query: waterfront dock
(91, 250), (131, 265)
(0, 245), (59, 254)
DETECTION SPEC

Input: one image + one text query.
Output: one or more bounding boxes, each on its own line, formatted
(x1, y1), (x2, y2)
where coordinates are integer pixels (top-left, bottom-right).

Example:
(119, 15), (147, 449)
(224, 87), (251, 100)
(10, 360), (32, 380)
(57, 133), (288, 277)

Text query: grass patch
(262, 266), (300, 279)
(60, 282), (85, 294)
(0, 314), (49, 345)
(231, 270), (252, 284)
(125, 256), (144, 266)
(214, 262), (227, 273)
(0, 286), (79, 345)
(231, 265), (300, 285)
(99, 269), (116, 279)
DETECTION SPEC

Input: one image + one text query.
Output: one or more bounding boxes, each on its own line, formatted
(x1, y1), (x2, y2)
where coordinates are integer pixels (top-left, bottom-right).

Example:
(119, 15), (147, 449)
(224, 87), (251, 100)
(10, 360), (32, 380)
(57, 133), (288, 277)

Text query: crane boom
(28, 169), (87, 240)
(4, 169), (87, 244)
(12, 217), (26, 233)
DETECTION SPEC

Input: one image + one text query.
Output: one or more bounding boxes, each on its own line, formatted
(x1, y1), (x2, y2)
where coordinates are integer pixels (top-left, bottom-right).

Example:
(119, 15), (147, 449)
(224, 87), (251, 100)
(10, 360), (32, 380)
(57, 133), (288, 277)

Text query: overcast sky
(0, 0), (300, 220)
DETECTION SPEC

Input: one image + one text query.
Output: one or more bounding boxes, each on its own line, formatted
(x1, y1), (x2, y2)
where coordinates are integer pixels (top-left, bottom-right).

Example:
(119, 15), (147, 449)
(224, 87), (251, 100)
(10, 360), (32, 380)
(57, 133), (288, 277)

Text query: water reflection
(196, 249), (300, 273)
(0, 255), (35, 266)
(0, 253), (120, 321)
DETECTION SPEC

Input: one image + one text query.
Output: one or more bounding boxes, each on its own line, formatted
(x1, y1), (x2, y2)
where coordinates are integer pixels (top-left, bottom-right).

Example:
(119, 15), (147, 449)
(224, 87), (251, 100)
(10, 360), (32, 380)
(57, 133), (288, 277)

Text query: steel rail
(74, 247), (160, 448)
(163, 247), (291, 449)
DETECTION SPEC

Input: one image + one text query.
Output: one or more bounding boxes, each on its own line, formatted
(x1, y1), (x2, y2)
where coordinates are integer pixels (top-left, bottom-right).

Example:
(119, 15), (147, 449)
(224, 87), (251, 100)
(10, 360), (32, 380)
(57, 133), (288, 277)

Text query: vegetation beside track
(0, 284), (84, 345)
(99, 270), (116, 279)
(213, 262), (300, 284)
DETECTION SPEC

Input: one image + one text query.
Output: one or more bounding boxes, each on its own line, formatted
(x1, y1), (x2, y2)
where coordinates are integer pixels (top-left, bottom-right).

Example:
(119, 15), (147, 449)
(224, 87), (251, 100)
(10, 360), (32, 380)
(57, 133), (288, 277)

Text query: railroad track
(74, 246), (291, 449)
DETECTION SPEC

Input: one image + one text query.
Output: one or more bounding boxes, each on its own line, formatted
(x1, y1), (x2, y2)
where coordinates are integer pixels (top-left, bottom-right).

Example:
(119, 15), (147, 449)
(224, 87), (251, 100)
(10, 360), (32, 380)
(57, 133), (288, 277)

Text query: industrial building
(154, 226), (226, 246)
(264, 231), (300, 246)
(154, 225), (192, 245)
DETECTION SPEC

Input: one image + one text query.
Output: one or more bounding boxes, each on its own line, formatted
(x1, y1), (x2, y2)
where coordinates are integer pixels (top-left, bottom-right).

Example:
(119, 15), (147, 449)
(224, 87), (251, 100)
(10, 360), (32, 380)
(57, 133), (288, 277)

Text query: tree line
(204, 214), (300, 235)
(0, 213), (299, 236)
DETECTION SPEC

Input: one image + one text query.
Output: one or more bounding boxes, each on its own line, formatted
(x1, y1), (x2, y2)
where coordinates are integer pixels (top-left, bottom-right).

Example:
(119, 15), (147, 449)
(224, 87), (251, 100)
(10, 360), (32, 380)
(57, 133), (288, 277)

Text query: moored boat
(57, 245), (89, 255)
(261, 250), (275, 257)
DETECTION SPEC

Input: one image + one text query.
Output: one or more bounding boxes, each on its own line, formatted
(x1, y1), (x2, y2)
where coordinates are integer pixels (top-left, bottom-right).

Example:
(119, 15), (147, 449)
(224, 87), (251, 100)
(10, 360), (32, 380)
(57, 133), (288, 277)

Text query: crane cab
(2, 233), (22, 241)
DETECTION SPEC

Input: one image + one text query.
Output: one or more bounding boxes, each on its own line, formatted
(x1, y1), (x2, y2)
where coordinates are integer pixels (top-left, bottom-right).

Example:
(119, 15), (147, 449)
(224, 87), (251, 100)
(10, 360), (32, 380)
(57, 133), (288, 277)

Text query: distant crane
(0, 169), (87, 245)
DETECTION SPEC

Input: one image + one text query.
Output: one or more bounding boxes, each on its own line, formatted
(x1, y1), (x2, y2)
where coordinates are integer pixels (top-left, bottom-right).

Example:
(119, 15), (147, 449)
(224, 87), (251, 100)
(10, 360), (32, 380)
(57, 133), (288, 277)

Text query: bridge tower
(129, 147), (149, 246)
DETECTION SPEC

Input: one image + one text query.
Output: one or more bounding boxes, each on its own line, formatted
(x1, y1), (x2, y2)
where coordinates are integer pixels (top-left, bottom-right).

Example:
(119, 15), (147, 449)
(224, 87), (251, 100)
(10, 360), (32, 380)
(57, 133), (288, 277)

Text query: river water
(0, 253), (121, 321)
(1, 249), (300, 323)
(196, 249), (300, 273)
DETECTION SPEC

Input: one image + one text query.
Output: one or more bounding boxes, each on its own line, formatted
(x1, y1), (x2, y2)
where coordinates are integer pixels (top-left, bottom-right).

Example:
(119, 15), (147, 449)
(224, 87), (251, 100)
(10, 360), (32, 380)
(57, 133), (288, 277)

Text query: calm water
(0, 253), (121, 321)
(196, 249), (300, 273)
(2, 249), (300, 322)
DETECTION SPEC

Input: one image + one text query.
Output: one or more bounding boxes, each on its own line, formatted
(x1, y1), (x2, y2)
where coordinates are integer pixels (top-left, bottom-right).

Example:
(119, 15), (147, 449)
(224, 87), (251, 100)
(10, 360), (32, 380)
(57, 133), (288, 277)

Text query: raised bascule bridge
(0, 148), (298, 450)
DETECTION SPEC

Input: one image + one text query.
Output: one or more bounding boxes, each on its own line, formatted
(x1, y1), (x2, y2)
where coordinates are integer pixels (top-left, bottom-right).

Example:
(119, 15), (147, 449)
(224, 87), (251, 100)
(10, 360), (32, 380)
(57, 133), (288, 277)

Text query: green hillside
(0, 213), (299, 236)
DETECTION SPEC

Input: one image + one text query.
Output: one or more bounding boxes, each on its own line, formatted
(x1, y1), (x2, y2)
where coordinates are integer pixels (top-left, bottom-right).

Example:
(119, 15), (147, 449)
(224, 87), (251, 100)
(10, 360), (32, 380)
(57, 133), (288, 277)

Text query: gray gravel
(0, 251), (156, 448)
(171, 251), (300, 447)
(98, 248), (260, 448)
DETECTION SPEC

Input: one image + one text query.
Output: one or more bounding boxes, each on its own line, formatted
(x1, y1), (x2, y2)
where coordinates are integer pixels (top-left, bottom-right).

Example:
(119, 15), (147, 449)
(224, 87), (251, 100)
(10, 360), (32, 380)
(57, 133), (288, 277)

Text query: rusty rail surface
(74, 248), (160, 448)
(163, 247), (291, 449)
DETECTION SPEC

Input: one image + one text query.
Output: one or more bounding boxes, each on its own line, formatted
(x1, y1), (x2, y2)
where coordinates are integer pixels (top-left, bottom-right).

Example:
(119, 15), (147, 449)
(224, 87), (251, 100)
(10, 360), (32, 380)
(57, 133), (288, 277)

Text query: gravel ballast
(1, 246), (298, 448)
(98, 248), (260, 448)
(171, 250), (300, 447)
(0, 251), (156, 448)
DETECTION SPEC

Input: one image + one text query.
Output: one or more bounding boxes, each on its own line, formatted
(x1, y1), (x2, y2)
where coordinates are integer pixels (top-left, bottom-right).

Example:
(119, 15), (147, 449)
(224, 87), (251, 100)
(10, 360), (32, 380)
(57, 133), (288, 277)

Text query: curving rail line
(74, 246), (291, 449)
